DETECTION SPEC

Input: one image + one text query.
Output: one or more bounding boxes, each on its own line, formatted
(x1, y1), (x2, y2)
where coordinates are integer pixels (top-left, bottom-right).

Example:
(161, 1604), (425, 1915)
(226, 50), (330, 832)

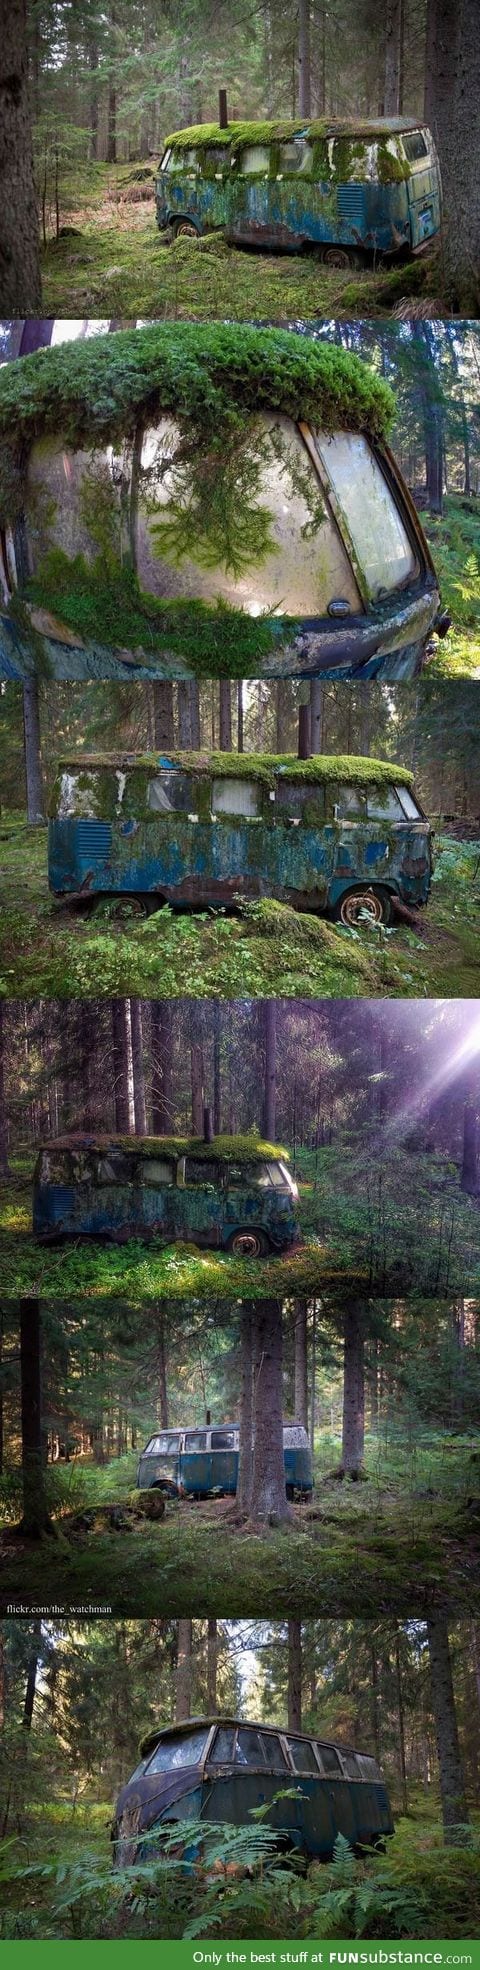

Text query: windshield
(314, 433), (417, 599)
(396, 785), (423, 820)
(146, 1727), (211, 1772)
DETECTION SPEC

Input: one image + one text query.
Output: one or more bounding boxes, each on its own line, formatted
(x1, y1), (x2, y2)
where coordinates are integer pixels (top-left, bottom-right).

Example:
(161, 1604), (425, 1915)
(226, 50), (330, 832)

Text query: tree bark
(19, 1300), (54, 1536)
(152, 683), (175, 749)
(23, 685), (45, 823)
(237, 1302), (253, 1512)
(288, 1620), (302, 1730)
(424, 0), (480, 311)
(263, 1000), (277, 1140)
(176, 1619), (193, 1720)
(460, 1094), (478, 1195)
(156, 1305), (169, 1427)
(0, 1005), (9, 1176)
(213, 1001), (221, 1135)
(427, 1616), (470, 1843)
(342, 1301), (365, 1476)
(298, 0), (312, 115)
(22, 1622), (42, 1727)
(111, 999), (133, 1132)
(395, 1625), (408, 1814)
(207, 1619), (218, 1711)
(219, 681), (232, 750)
(309, 679), (323, 754)
(0, 0), (42, 310)
(130, 999), (147, 1135)
(190, 1021), (204, 1135)
(294, 1301), (308, 1428)
(151, 1002), (173, 1132)
(251, 1301), (290, 1521)
(384, 0), (404, 114)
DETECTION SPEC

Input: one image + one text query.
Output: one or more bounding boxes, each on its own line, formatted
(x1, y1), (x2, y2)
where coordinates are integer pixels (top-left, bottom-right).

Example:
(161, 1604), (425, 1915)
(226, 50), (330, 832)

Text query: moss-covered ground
(1, 1431), (479, 1618)
(1, 1144), (479, 1297)
(0, 825), (478, 1001)
(2, 1793), (479, 1940)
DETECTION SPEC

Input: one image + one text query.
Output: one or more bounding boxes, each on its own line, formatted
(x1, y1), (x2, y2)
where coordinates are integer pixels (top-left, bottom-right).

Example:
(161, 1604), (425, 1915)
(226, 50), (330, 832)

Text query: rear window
(315, 433), (417, 599)
(147, 1727), (210, 1771)
(402, 131), (429, 161)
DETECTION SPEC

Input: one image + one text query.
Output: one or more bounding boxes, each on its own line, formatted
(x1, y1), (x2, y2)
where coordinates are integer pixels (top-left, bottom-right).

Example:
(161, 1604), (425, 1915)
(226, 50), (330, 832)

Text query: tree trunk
(19, 1301), (54, 1536)
(130, 999), (147, 1135)
(156, 1305), (169, 1426)
(424, 0), (480, 311)
(190, 1025), (204, 1135)
(294, 1301), (308, 1428)
(342, 1301), (365, 1476)
(22, 1623), (42, 1727)
(23, 685), (45, 823)
(276, 681), (291, 752)
(395, 1626), (408, 1815)
(427, 1616), (470, 1843)
(460, 1095), (478, 1195)
(176, 1619), (193, 1721)
(237, 1302), (253, 1513)
(237, 682), (244, 752)
(298, 0), (312, 114)
(88, 27), (99, 161)
(207, 1619), (218, 1711)
(263, 1000), (277, 1140)
(0, 1005), (9, 1176)
(213, 1001), (221, 1134)
(219, 681), (232, 750)
(251, 1301), (290, 1521)
(111, 999), (132, 1132)
(151, 1003), (173, 1132)
(152, 683), (175, 749)
(177, 683), (192, 747)
(0, 0), (42, 310)
(288, 1620), (302, 1730)
(309, 680), (323, 754)
(384, 0), (403, 113)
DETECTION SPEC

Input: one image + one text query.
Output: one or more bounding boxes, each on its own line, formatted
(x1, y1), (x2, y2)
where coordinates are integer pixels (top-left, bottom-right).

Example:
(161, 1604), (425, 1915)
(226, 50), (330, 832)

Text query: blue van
(157, 117), (441, 262)
(113, 1716), (394, 1865)
(47, 751), (433, 928)
(32, 1133), (300, 1258)
(136, 1422), (313, 1502)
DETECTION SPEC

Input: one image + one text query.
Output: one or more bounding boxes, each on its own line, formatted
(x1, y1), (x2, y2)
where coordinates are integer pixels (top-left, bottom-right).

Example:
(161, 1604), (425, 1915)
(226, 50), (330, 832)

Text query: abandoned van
(0, 324), (448, 687)
(157, 117), (441, 262)
(136, 1422), (313, 1501)
(113, 1716), (394, 1864)
(47, 750), (433, 927)
(32, 1134), (300, 1257)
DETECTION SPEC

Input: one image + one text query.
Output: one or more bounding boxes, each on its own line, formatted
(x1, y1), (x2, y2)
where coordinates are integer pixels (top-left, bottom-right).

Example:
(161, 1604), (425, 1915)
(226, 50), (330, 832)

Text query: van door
(180, 1429), (210, 1496)
(209, 1427), (238, 1495)
(228, 143), (277, 245)
(401, 131), (441, 247)
(138, 1155), (177, 1237)
(179, 1155), (223, 1246)
(274, 778), (333, 906)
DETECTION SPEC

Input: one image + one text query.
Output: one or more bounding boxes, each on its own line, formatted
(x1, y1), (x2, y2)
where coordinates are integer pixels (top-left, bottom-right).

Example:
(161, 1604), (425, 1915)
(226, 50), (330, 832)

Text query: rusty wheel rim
(231, 1231), (262, 1258)
(340, 889), (384, 928)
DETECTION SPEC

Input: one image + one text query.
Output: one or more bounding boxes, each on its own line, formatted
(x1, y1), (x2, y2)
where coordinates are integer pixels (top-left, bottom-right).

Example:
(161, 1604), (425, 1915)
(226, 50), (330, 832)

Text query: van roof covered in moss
(37, 1132), (289, 1163)
(0, 322), (394, 526)
(165, 116), (425, 150)
(54, 750), (415, 789)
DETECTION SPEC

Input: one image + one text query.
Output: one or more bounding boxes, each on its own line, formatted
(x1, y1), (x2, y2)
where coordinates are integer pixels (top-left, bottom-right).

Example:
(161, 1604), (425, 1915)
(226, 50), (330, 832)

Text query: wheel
(227, 1228), (269, 1259)
(173, 218), (198, 239)
(322, 244), (352, 269)
(333, 885), (391, 928)
(107, 895), (150, 921)
(286, 1484), (295, 1502)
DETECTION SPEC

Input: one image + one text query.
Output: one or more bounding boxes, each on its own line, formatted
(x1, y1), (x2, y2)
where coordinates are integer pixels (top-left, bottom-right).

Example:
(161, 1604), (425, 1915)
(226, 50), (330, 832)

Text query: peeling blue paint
(156, 151), (440, 255)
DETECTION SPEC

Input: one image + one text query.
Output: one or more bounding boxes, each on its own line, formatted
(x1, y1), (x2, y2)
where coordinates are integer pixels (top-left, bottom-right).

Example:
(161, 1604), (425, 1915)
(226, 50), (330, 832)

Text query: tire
(333, 885), (392, 929)
(322, 244), (352, 269)
(226, 1227), (269, 1259)
(173, 217), (198, 239)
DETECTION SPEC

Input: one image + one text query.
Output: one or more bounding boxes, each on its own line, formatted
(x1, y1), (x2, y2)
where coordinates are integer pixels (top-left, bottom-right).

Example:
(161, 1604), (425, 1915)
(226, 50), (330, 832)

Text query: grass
(1, 1144), (479, 1297)
(0, 824), (479, 1000)
(39, 160), (440, 323)
(2, 1430), (478, 1617)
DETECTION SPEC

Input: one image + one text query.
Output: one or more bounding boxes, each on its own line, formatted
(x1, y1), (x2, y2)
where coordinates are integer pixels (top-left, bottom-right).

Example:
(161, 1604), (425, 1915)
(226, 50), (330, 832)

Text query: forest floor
(1, 1146), (479, 1297)
(0, 828), (479, 1001)
(2, 1792), (480, 1939)
(41, 162), (448, 325)
(1, 1444), (479, 1615)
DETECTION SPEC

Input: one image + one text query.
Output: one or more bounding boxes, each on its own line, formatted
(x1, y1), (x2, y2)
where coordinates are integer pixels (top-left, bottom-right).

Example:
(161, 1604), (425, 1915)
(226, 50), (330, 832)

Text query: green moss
(0, 321), (395, 535)
(23, 552), (291, 678)
(51, 749), (415, 788)
(42, 1132), (289, 1162)
(165, 118), (422, 150)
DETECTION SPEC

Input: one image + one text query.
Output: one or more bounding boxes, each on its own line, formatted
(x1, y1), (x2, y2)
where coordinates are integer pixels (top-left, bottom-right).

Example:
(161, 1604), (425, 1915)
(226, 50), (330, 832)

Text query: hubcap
(233, 1232), (261, 1257)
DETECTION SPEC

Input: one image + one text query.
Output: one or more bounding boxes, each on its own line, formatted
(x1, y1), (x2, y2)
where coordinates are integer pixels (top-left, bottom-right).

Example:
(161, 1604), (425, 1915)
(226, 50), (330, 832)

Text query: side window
(396, 785), (422, 820)
(357, 1753), (381, 1780)
(266, 1162), (288, 1188)
(94, 1152), (133, 1185)
(402, 131), (428, 161)
(276, 781), (325, 822)
(168, 148), (197, 173)
(40, 1152), (72, 1184)
(260, 1734), (288, 1772)
(184, 1157), (221, 1187)
(212, 778), (259, 817)
(183, 1430), (207, 1451)
(202, 146), (229, 176)
(226, 1162), (269, 1188)
(286, 1737), (319, 1775)
(140, 1158), (175, 1187)
(335, 785), (365, 819)
(317, 1743), (342, 1775)
(209, 1726), (236, 1762)
(365, 787), (405, 820)
(210, 1429), (236, 1449)
(237, 145), (270, 174)
(235, 1728), (266, 1766)
(147, 771), (192, 813)
(278, 138), (313, 175)
(340, 1751), (361, 1778)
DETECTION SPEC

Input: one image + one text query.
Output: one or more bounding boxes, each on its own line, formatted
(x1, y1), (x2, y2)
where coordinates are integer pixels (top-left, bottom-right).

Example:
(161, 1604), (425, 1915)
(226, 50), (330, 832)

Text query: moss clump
(51, 749), (415, 788)
(40, 1132), (290, 1163)
(165, 118), (422, 150)
(0, 320), (395, 532)
(23, 553), (290, 679)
